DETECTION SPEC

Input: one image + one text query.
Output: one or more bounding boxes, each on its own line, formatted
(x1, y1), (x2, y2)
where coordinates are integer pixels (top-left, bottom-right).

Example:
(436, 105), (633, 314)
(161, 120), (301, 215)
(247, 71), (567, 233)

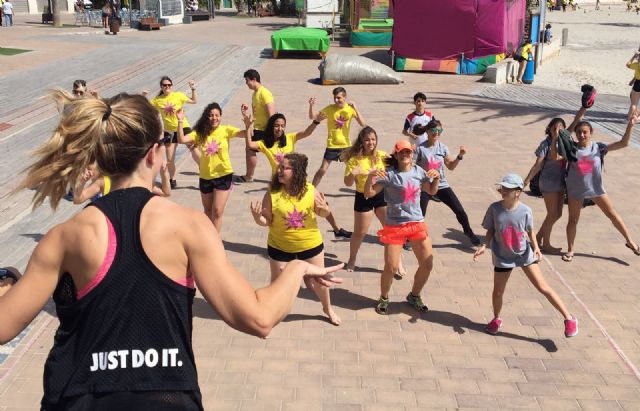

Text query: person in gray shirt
(523, 106), (586, 254)
(563, 115), (640, 262)
(474, 174), (578, 338)
(364, 140), (440, 315)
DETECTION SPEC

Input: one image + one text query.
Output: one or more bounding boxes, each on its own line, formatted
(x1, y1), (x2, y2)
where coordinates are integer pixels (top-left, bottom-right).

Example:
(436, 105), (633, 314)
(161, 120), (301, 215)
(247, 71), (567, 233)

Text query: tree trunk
(53, 0), (61, 27)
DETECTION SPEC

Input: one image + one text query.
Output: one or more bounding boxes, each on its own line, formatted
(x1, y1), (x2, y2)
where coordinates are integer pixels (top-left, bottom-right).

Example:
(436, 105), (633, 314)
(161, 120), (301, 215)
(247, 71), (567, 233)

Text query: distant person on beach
(626, 51), (640, 120)
(513, 39), (532, 84)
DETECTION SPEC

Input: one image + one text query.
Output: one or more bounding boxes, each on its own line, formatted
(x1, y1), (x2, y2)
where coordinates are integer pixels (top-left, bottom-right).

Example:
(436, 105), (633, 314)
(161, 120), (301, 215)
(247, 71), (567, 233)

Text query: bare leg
(347, 210), (374, 271)
(326, 212), (340, 232)
(165, 142), (178, 181)
(565, 197), (583, 258)
(538, 191), (564, 252)
(409, 235), (434, 296)
(200, 192), (214, 225)
(628, 90), (640, 120)
(244, 148), (257, 181)
(381, 244), (402, 298)
(312, 159), (332, 188)
(211, 188), (232, 232)
(592, 194), (638, 249)
(492, 270), (511, 318)
(304, 251), (341, 325)
(375, 207), (405, 277)
(269, 259), (287, 282)
(522, 263), (572, 319)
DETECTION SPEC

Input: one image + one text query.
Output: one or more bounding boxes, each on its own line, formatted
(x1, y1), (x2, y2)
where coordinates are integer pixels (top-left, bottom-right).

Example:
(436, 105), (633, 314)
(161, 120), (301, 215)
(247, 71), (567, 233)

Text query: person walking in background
(2, 0), (13, 27)
(242, 69), (275, 182)
(513, 39), (532, 84)
(625, 50), (640, 120)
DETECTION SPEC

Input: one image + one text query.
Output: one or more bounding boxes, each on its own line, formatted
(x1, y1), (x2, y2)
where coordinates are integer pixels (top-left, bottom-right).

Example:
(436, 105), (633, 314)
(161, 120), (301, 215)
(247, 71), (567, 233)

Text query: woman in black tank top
(0, 91), (343, 410)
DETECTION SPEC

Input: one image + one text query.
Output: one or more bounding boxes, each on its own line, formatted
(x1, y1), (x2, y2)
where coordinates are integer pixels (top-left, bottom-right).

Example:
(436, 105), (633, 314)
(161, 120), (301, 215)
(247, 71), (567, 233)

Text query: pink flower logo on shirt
(402, 181), (420, 204)
(501, 225), (526, 252)
(576, 156), (595, 176)
(426, 157), (442, 171)
(205, 140), (220, 156)
(274, 151), (285, 165)
(163, 103), (176, 116)
(285, 206), (306, 229)
(335, 115), (347, 129)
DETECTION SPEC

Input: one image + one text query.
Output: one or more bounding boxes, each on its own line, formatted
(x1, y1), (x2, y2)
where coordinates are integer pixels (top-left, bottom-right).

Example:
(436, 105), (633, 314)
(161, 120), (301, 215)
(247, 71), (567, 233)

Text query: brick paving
(0, 12), (639, 411)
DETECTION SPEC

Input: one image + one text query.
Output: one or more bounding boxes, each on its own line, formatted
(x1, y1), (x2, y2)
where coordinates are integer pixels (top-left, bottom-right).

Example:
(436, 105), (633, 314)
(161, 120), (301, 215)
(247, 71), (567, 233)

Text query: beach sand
(536, 2), (640, 96)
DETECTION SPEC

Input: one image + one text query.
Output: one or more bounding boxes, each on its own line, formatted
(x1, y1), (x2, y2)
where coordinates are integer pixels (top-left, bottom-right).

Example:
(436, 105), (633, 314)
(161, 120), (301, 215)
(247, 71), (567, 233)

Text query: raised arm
(176, 110), (195, 144)
(364, 169), (384, 199)
(567, 107), (587, 133)
(444, 145), (466, 171)
(308, 97), (317, 120)
(349, 101), (366, 127)
(186, 210), (342, 338)
(152, 164), (171, 197)
(626, 52), (639, 68)
(296, 112), (326, 141)
(242, 104), (259, 150)
(313, 190), (331, 218)
(608, 115), (638, 151)
(187, 80), (197, 104)
(250, 192), (272, 227)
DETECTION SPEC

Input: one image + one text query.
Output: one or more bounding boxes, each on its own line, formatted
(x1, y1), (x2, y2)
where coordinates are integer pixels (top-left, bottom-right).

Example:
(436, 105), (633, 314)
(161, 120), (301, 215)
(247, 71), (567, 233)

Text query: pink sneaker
(564, 317), (578, 337)
(486, 318), (503, 335)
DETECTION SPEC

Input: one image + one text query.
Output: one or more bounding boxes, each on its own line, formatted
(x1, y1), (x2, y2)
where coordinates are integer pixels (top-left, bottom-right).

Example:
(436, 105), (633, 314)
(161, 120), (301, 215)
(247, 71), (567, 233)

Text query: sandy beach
(536, 2), (640, 96)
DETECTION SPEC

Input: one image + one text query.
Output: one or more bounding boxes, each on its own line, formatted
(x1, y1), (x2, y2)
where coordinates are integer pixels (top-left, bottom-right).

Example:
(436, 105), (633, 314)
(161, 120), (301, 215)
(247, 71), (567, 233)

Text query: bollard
(562, 28), (569, 46)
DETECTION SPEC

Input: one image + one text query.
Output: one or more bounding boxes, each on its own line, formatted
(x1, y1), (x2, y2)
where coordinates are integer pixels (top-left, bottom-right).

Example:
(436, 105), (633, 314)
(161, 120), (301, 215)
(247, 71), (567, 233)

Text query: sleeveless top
(41, 187), (201, 410)
(268, 182), (322, 253)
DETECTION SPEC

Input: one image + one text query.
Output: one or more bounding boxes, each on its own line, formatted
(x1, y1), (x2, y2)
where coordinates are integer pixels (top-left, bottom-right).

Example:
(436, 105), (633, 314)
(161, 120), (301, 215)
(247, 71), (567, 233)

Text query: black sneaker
(334, 228), (352, 239)
(170, 179), (177, 189)
(430, 195), (442, 203)
(402, 241), (412, 251)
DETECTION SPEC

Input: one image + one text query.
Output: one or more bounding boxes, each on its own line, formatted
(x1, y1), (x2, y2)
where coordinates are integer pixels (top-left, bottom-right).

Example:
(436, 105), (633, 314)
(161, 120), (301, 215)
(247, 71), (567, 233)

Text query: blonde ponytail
(17, 90), (162, 210)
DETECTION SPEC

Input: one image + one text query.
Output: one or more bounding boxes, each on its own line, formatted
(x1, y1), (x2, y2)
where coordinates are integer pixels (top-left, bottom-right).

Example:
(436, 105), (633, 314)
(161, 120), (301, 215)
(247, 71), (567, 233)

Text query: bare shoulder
(142, 196), (212, 236)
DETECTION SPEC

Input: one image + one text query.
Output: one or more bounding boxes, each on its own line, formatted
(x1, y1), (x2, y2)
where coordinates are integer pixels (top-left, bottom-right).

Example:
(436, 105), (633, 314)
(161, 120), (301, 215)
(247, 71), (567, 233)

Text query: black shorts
(513, 55), (526, 63)
(267, 243), (324, 262)
(323, 148), (345, 162)
(494, 261), (538, 272)
(354, 191), (386, 213)
(199, 173), (233, 193)
(633, 79), (640, 93)
(102, 12), (110, 18)
(162, 127), (192, 144)
(252, 129), (265, 142)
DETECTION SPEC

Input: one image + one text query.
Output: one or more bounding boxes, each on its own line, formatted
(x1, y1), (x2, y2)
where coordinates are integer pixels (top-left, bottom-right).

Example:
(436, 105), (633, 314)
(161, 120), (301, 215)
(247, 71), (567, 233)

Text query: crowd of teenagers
(0, 69), (639, 409)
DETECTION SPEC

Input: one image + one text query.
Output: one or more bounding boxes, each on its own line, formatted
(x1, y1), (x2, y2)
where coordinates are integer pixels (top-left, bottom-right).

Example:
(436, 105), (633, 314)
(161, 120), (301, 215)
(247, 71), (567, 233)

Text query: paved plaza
(0, 10), (639, 410)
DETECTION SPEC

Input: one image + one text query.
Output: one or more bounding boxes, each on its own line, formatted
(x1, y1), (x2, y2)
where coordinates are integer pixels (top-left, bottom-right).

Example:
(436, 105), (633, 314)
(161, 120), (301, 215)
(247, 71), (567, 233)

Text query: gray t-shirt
(482, 201), (537, 268)
(534, 137), (566, 193)
(415, 142), (449, 189)
(376, 166), (430, 225)
(565, 142), (608, 200)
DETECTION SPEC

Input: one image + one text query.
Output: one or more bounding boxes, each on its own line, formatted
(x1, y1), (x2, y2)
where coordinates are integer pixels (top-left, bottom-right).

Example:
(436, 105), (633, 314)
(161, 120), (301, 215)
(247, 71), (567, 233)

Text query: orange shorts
(377, 221), (428, 245)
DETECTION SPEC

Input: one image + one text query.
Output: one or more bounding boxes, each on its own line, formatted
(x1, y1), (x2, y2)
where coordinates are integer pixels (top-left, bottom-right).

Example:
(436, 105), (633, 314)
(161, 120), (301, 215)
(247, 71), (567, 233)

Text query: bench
(483, 58), (517, 85)
(139, 17), (161, 30)
(185, 10), (211, 21)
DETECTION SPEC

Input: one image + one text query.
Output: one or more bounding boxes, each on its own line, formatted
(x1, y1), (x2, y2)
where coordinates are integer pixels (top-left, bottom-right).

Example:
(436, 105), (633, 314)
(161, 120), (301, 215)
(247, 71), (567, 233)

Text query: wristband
(457, 154), (464, 160)
(312, 120), (320, 125)
(177, 119), (184, 123)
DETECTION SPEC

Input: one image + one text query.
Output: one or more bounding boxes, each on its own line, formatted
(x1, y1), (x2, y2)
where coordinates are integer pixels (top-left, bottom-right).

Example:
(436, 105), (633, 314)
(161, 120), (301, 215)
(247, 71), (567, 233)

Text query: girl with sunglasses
(414, 119), (481, 247)
(144, 76), (198, 190)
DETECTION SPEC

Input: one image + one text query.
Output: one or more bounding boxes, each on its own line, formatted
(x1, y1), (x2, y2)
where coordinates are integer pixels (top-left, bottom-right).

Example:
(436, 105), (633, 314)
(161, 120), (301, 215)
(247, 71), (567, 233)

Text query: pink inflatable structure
(392, 0), (527, 73)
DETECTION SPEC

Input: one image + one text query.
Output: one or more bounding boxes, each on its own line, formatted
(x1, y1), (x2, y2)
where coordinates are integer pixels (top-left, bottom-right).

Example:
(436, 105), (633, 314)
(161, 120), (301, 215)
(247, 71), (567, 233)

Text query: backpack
(514, 46), (524, 59)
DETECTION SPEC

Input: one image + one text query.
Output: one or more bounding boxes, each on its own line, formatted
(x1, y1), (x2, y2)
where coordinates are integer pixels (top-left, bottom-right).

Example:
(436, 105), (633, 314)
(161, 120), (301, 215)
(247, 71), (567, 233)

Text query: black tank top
(41, 188), (201, 410)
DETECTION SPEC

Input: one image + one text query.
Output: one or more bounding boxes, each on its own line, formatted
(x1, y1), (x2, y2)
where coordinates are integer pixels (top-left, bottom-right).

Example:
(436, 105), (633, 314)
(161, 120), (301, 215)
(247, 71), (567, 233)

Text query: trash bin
(522, 55), (535, 84)
(109, 16), (121, 34)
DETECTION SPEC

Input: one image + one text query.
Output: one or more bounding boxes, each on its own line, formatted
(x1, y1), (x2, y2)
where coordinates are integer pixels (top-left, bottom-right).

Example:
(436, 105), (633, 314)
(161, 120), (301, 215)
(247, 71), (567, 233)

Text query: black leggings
(420, 186), (475, 235)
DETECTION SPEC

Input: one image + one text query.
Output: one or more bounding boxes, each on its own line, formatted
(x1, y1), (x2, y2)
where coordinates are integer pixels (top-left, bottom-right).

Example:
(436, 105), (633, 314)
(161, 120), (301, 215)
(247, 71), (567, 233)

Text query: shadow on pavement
(222, 240), (267, 256)
(297, 287), (378, 311)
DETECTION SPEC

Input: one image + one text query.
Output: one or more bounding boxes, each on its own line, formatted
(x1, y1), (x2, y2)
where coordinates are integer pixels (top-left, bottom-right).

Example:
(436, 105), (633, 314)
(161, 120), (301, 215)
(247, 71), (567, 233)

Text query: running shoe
(402, 241), (412, 251)
(564, 317), (578, 338)
(375, 296), (389, 315)
(486, 318), (503, 335)
(406, 293), (428, 312)
(170, 179), (177, 189)
(334, 228), (352, 239)
(430, 195), (442, 203)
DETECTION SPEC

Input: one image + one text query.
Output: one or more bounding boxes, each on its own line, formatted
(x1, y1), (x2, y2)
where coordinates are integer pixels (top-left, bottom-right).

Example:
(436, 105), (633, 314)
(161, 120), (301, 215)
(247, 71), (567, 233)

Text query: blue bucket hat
(498, 173), (524, 189)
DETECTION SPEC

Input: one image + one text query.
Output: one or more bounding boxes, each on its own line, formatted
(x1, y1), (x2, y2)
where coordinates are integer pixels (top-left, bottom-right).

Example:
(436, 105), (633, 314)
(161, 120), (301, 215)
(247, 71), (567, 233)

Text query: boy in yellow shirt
(243, 69), (275, 182)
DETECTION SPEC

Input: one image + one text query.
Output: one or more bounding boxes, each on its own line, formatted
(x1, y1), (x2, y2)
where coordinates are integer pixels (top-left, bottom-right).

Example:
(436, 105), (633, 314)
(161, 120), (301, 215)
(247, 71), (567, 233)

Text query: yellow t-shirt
(252, 86), (274, 131)
(150, 92), (191, 132)
(320, 104), (358, 149)
(257, 133), (297, 176)
(521, 44), (533, 60)
(268, 182), (322, 253)
(191, 125), (240, 179)
(629, 62), (640, 80)
(344, 150), (387, 193)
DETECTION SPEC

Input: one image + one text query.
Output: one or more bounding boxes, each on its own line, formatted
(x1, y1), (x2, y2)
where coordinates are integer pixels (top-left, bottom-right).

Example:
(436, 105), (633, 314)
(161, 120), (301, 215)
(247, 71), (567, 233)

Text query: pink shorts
(377, 221), (428, 245)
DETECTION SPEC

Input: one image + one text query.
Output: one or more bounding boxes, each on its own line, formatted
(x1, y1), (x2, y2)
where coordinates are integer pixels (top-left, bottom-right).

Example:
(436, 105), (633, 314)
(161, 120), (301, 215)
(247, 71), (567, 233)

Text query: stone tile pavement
(0, 13), (639, 410)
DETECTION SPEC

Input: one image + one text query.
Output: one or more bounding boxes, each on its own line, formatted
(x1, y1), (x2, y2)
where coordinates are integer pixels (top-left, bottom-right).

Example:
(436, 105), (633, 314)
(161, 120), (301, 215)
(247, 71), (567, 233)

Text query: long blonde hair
(17, 90), (162, 209)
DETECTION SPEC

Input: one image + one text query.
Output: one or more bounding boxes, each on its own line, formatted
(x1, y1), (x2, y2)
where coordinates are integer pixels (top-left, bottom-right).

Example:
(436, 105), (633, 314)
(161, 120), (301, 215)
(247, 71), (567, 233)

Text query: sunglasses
(429, 127), (443, 134)
(73, 89), (85, 96)
(161, 83), (173, 87)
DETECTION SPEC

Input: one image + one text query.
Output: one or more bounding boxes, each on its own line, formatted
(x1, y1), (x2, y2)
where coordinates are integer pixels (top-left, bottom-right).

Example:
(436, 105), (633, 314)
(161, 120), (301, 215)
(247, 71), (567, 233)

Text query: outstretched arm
(176, 110), (195, 144)
(608, 115), (638, 151)
(296, 112), (327, 141)
(567, 107), (587, 133)
(308, 97), (317, 120)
